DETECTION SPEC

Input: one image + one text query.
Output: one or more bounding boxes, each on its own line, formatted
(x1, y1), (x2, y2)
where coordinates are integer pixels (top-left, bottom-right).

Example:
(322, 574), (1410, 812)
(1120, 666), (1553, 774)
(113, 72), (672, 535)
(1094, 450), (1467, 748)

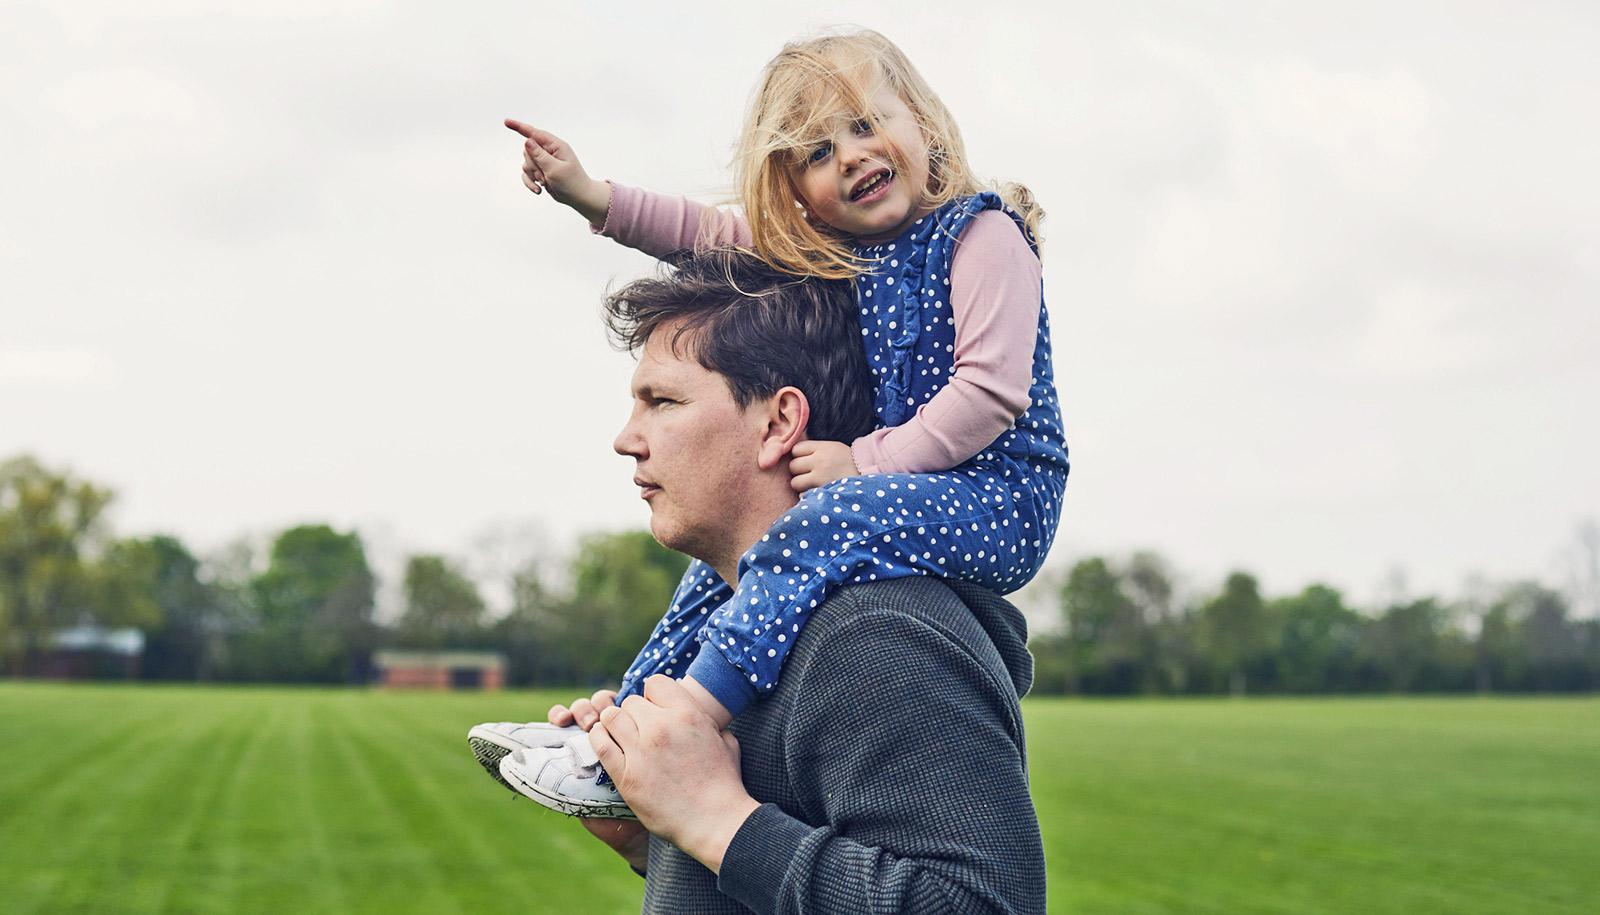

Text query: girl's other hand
(504, 118), (612, 226)
(788, 440), (858, 492)
(548, 688), (619, 731)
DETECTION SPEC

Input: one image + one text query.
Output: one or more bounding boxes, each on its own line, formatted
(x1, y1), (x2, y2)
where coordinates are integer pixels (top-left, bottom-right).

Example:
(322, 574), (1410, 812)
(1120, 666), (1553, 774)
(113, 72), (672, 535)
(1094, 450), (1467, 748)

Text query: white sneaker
(467, 721), (581, 794)
(498, 733), (637, 820)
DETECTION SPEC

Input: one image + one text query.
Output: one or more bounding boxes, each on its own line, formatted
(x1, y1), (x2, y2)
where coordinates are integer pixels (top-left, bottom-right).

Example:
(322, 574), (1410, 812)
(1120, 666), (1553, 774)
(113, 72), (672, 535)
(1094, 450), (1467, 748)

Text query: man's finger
(592, 689), (618, 708)
(598, 704), (639, 749)
(588, 719), (625, 780)
(548, 703), (573, 725)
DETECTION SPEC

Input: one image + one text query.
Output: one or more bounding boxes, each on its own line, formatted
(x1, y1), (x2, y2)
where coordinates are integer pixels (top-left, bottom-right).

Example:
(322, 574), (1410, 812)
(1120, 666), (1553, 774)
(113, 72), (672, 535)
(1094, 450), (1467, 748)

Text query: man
(559, 249), (1044, 913)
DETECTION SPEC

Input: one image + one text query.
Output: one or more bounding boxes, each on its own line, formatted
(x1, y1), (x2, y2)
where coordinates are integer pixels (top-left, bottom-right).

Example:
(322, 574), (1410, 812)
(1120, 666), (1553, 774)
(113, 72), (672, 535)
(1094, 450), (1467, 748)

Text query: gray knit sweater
(636, 578), (1045, 914)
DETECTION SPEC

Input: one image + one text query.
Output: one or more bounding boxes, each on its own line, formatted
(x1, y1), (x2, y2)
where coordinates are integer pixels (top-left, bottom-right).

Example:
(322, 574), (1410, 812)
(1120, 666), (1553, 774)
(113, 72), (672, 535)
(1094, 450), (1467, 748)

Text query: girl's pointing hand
(504, 118), (612, 226)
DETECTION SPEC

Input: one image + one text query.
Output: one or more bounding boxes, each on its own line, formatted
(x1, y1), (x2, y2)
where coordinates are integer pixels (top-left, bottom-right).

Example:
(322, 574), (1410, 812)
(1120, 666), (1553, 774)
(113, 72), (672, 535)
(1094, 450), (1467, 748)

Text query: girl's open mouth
(850, 169), (895, 202)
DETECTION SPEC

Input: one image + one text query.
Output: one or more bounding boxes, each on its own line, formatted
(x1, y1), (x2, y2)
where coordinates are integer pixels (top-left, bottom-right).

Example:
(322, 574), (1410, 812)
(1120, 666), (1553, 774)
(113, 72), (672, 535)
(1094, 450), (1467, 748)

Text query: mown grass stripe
(5, 695), (208, 914)
(313, 692), (464, 914)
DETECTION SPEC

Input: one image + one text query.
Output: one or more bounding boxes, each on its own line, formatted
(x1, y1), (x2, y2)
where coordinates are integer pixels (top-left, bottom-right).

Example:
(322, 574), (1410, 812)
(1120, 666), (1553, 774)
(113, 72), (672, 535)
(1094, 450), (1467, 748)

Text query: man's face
(612, 323), (761, 563)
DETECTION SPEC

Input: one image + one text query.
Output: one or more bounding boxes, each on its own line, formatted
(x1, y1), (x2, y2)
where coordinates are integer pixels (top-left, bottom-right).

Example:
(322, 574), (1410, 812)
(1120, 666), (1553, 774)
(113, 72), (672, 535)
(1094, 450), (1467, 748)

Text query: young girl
(473, 28), (1069, 817)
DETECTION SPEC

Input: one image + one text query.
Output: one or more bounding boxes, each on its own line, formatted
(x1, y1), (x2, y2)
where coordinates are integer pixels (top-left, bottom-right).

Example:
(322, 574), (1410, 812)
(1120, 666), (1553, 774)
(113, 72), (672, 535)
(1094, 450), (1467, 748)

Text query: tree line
(1029, 553), (1600, 695)
(3, 454), (1597, 693)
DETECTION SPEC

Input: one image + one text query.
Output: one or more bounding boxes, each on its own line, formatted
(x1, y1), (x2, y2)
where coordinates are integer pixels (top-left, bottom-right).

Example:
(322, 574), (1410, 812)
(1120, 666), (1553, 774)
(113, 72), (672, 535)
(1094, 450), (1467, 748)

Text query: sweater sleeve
(715, 610), (1045, 915)
(850, 210), (1041, 475)
(592, 181), (754, 258)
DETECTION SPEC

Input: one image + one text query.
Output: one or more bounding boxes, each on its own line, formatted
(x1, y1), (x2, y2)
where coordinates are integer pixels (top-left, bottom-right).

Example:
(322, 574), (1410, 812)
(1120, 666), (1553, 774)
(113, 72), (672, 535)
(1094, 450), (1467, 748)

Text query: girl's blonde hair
(730, 28), (1043, 279)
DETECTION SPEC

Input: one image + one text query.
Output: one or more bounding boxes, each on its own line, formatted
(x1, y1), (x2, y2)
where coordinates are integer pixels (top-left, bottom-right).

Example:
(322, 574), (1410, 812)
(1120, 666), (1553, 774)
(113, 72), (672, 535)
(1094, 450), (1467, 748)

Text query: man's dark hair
(603, 248), (877, 443)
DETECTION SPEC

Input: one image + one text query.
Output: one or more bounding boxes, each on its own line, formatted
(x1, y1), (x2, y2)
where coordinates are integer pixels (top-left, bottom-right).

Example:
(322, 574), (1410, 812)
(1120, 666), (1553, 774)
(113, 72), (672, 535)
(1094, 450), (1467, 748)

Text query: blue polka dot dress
(618, 192), (1069, 714)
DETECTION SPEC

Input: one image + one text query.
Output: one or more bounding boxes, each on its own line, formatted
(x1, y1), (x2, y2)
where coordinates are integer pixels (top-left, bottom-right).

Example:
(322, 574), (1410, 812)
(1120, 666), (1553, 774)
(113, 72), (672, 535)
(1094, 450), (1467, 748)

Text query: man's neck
(708, 487), (798, 589)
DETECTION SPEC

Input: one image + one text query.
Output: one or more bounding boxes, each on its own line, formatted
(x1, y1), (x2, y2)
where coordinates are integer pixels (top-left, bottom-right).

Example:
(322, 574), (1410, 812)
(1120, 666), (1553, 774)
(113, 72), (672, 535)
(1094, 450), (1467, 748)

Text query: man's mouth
(850, 168), (894, 202)
(635, 477), (661, 499)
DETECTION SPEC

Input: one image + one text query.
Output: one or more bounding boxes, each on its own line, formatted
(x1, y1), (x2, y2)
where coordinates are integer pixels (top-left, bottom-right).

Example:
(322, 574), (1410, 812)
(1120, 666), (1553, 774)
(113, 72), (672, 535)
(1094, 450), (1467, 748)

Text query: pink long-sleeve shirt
(594, 182), (1042, 475)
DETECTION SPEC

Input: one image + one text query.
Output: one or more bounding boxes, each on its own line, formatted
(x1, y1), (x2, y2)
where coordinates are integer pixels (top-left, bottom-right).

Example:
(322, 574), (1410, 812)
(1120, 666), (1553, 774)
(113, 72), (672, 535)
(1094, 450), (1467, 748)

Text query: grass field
(1, 685), (1595, 914)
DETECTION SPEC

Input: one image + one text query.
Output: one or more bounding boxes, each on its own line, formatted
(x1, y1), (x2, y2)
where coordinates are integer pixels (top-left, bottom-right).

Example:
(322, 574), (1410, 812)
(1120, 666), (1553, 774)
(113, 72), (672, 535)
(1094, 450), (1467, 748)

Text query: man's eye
(807, 142), (832, 164)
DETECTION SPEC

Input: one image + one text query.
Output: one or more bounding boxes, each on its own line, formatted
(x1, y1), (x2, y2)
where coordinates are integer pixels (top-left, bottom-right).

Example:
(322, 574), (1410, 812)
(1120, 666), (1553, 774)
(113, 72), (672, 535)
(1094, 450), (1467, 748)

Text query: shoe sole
(466, 729), (520, 794)
(498, 754), (638, 820)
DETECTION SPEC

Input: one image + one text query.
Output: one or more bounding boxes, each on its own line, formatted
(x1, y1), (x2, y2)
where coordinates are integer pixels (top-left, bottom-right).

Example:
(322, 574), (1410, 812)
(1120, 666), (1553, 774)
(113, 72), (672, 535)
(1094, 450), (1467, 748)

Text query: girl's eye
(807, 143), (832, 165)
(852, 118), (874, 135)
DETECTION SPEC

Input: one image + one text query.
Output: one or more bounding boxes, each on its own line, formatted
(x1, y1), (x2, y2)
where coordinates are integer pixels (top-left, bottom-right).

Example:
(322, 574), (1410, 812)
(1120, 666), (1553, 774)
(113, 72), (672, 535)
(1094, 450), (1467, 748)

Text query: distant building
(31, 625), (145, 679)
(372, 650), (505, 690)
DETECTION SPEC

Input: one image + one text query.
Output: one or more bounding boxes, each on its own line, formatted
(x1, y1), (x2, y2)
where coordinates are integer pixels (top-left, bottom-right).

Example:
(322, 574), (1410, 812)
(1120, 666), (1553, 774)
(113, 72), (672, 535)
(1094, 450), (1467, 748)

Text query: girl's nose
(835, 134), (871, 170)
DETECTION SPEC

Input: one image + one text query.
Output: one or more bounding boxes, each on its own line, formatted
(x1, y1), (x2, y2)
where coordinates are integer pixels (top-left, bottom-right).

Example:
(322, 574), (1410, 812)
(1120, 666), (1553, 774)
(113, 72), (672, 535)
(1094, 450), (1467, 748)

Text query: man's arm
(717, 609), (1044, 915)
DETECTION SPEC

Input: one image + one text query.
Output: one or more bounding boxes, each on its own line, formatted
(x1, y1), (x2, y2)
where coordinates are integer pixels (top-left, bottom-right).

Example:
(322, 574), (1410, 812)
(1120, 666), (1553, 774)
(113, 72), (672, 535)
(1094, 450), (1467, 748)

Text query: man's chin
(648, 517), (710, 565)
(647, 516), (681, 553)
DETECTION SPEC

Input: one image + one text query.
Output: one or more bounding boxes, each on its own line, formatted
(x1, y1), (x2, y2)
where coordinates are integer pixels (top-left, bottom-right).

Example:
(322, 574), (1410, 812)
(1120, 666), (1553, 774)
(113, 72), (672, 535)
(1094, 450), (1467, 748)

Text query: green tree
(1498, 581), (1584, 691)
(399, 554), (487, 648)
(0, 456), (117, 671)
(87, 537), (164, 632)
(1268, 584), (1363, 692)
(1123, 552), (1180, 692)
(567, 531), (691, 686)
(1198, 571), (1273, 695)
(1059, 557), (1153, 693)
(241, 525), (376, 682)
(135, 535), (229, 680)
(496, 556), (565, 686)
(1360, 598), (1447, 691)
(498, 531), (689, 689)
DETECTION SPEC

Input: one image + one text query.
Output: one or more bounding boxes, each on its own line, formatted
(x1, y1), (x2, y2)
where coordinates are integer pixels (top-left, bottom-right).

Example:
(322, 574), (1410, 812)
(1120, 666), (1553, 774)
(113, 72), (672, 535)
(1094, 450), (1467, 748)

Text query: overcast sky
(2, 1), (1596, 617)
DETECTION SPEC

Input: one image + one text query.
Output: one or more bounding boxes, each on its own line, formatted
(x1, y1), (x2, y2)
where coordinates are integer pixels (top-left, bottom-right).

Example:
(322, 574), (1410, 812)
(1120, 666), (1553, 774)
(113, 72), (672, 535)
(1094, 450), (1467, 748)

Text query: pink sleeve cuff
(588, 179), (619, 236)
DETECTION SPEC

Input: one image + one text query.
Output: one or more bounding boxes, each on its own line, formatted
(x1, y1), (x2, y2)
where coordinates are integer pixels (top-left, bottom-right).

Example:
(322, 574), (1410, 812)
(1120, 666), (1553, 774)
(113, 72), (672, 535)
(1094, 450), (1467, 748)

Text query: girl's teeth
(856, 173), (890, 199)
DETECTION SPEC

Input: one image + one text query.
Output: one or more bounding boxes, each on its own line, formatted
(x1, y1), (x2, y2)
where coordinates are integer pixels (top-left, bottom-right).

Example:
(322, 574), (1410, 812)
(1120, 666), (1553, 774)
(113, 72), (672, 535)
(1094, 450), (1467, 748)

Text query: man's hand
(548, 688), (617, 732)
(588, 676), (760, 874)
(504, 119), (612, 226)
(788, 440), (857, 492)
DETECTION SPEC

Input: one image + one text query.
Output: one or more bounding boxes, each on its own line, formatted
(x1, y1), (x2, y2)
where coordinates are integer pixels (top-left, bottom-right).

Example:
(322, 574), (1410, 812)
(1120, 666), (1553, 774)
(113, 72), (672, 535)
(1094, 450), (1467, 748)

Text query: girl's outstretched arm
(504, 119), (752, 258)
(850, 210), (1042, 475)
(595, 182), (753, 260)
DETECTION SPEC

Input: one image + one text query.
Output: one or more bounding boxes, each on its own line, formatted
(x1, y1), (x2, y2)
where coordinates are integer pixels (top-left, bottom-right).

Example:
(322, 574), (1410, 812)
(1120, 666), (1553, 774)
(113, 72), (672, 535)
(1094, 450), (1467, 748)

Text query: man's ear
(755, 386), (810, 472)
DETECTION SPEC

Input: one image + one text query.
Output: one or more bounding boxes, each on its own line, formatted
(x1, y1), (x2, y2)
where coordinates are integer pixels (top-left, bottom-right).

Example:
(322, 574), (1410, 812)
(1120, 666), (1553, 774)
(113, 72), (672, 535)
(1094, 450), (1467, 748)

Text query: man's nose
(613, 415), (644, 458)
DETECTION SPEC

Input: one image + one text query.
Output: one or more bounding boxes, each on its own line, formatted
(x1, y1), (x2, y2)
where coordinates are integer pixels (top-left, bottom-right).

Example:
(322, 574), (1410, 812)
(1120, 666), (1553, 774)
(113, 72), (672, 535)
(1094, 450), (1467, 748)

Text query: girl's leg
(685, 462), (1064, 715)
(615, 559), (733, 701)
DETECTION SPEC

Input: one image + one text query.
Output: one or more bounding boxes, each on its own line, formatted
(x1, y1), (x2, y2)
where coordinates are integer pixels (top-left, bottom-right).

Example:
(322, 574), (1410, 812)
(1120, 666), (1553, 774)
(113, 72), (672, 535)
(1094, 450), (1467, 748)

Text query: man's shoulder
(806, 577), (997, 640)
(790, 577), (1033, 702)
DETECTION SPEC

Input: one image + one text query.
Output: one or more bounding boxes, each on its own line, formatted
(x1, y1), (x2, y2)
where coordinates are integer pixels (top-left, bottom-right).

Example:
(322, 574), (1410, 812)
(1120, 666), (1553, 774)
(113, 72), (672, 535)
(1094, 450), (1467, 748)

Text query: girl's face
(791, 83), (931, 242)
